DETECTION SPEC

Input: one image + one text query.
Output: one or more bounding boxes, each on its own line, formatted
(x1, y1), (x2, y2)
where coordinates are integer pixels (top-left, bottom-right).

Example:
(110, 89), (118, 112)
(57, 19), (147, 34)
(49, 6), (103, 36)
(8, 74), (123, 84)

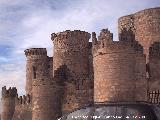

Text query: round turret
(118, 7), (160, 61)
(93, 29), (147, 103)
(1, 86), (17, 120)
(51, 30), (91, 79)
(51, 30), (91, 112)
(24, 48), (48, 95)
(24, 48), (57, 120)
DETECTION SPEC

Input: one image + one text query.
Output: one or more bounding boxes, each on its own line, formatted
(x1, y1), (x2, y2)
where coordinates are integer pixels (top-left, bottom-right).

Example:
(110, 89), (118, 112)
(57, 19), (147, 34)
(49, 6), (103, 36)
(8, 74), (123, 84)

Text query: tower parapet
(98, 29), (113, 42)
(15, 94), (31, 105)
(24, 48), (47, 57)
(92, 29), (113, 49)
(2, 86), (17, 98)
(93, 28), (143, 56)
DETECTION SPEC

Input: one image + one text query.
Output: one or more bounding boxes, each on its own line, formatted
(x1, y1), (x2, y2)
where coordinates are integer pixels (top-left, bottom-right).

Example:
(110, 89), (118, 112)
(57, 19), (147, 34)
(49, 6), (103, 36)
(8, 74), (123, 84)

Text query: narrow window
(33, 66), (37, 79)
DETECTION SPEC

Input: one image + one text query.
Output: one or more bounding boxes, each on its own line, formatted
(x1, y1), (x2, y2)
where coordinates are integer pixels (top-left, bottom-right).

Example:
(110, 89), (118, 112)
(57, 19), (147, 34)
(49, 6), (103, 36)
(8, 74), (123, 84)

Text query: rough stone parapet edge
(92, 29), (144, 56)
(2, 86), (17, 98)
(24, 48), (47, 57)
(15, 94), (31, 105)
(118, 7), (160, 21)
(51, 30), (91, 41)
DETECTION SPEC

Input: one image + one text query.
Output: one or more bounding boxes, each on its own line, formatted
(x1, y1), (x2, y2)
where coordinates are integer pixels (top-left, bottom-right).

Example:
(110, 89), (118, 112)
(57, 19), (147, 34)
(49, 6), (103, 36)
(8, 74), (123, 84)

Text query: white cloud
(0, 0), (31, 6)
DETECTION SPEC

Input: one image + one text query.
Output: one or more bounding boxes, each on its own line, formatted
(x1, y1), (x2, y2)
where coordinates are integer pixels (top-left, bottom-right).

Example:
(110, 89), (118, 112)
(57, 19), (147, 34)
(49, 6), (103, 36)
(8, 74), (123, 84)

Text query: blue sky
(0, 0), (159, 97)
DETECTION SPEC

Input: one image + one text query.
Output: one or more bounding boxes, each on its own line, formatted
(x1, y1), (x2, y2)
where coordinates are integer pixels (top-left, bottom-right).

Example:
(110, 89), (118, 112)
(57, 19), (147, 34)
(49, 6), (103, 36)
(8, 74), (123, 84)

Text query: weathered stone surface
(118, 7), (160, 61)
(1, 86), (17, 120)
(51, 30), (93, 113)
(1, 7), (160, 120)
(93, 29), (147, 103)
(148, 42), (160, 90)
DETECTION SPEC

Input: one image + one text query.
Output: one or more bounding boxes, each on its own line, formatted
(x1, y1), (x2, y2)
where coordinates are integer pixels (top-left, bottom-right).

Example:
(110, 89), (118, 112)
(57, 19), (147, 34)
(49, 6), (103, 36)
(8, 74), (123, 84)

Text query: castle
(1, 7), (160, 120)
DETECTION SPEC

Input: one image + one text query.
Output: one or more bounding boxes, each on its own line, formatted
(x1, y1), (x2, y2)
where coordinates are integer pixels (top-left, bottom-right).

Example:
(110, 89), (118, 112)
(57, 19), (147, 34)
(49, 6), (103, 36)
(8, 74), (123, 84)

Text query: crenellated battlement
(98, 29), (113, 42)
(51, 30), (91, 51)
(149, 42), (160, 58)
(92, 29), (113, 46)
(15, 94), (31, 105)
(92, 29), (143, 56)
(51, 30), (91, 42)
(24, 48), (47, 57)
(93, 41), (134, 57)
(2, 86), (17, 98)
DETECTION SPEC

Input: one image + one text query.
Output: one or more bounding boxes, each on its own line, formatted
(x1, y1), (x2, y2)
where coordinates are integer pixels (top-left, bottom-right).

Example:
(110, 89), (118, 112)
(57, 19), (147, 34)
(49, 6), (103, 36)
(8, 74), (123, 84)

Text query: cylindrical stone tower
(25, 48), (46, 95)
(93, 29), (147, 103)
(24, 48), (56, 120)
(1, 86), (17, 120)
(25, 49), (54, 95)
(51, 30), (91, 113)
(51, 30), (91, 78)
(118, 7), (160, 61)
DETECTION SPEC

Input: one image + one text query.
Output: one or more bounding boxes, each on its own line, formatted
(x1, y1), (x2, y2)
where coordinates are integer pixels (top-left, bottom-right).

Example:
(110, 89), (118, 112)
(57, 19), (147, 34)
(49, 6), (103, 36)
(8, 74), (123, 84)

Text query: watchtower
(1, 86), (17, 120)
(92, 29), (147, 103)
(51, 30), (91, 113)
(118, 7), (160, 62)
(25, 48), (56, 120)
